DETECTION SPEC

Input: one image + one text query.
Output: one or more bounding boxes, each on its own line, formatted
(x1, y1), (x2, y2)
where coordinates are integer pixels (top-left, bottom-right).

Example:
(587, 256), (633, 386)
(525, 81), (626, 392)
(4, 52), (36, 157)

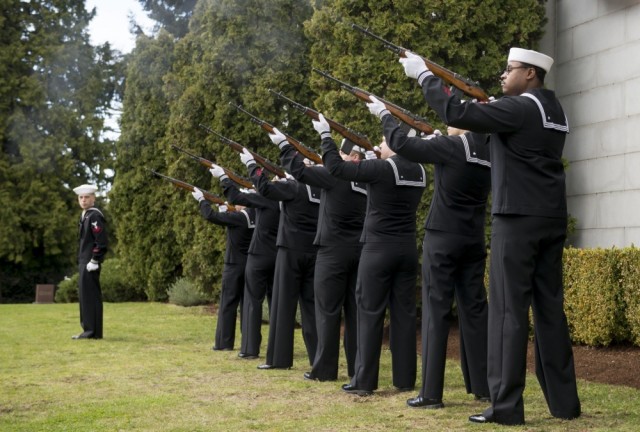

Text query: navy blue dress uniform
(321, 135), (426, 395)
(222, 176), (279, 358)
(382, 116), (491, 408)
(280, 142), (367, 381)
(196, 200), (255, 351)
(248, 161), (321, 370)
(73, 184), (108, 339)
(402, 47), (580, 424)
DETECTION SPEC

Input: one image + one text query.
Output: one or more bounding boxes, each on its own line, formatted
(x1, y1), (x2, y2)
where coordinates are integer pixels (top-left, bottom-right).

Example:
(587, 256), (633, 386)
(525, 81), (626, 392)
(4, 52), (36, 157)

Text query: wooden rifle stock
(312, 68), (434, 135)
(149, 169), (236, 211)
(268, 89), (380, 159)
(351, 23), (489, 102)
(198, 123), (286, 178)
(229, 102), (324, 165)
(170, 144), (254, 189)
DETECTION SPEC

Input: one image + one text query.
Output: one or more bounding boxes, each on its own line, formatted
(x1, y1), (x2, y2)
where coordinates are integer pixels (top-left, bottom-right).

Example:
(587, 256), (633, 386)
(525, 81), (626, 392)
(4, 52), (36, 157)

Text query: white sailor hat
(508, 48), (554, 73)
(73, 184), (98, 195)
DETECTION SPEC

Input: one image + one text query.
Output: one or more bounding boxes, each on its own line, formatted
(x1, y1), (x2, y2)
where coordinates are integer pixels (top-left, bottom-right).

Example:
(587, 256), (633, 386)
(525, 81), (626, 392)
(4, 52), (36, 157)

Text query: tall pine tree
(0, 0), (120, 302)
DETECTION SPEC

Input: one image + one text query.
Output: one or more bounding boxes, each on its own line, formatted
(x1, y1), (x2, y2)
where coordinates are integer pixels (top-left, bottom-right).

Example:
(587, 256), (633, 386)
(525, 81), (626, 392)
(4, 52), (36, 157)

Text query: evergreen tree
(305, 0), (547, 253)
(0, 0), (120, 302)
(108, 31), (177, 301)
(138, 0), (198, 38)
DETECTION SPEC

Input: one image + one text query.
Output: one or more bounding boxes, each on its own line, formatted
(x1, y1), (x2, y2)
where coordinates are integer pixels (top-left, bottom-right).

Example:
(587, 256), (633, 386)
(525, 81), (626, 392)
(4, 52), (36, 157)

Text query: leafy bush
(100, 258), (146, 302)
(167, 277), (210, 307)
(55, 273), (79, 303)
(54, 258), (145, 303)
(619, 247), (640, 345)
(563, 248), (628, 346)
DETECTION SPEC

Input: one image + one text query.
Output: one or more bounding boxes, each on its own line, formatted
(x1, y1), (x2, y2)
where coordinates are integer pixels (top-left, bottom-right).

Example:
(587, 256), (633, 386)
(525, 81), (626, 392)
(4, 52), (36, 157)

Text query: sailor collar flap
(461, 133), (491, 168)
(350, 181), (367, 196)
(521, 90), (569, 133)
(306, 184), (321, 204)
(385, 157), (427, 187)
(240, 209), (256, 228)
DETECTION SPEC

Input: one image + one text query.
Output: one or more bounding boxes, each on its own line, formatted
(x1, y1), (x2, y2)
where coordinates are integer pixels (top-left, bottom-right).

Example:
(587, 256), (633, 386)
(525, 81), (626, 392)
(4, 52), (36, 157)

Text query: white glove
(209, 163), (227, 180)
(365, 146), (380, 160)
(399, 51), (430, 84)
(240, 148), (255, 167)
(425, 129), (443, 140)
(303, 158), (316, 167)
(191, 187), (205, 202)
(268, 127), (289, 149)
(312, 113), (331, 139)
(86, 260), (100, 272)
(366, 96), (390, 119)
(218, 203), (228, 213)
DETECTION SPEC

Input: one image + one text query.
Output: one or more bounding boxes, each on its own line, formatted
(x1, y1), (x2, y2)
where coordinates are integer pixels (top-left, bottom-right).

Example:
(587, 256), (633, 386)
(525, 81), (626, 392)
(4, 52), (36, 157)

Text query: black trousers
(240, 253), (275, 356)
(214, 261), (246, 350)
(350, 242), (418, 391)
(78, 263), (103, 338)
(482, 215), (580, 425)
(419, 230), (489, 400)
(265, 246), (317, 368)
(310, 245), (360, 380)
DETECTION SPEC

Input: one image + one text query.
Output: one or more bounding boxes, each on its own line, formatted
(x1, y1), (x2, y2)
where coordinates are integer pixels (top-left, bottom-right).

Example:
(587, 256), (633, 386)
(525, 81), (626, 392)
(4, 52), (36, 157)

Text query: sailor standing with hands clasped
(73, 184), (108, 340)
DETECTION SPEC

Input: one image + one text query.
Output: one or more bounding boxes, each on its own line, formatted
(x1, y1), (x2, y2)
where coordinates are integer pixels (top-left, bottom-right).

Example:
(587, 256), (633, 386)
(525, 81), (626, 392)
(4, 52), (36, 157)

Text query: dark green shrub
(55, 273), (79, 303)
(100, 258), (146, 302)
(167, 277), (210, 307)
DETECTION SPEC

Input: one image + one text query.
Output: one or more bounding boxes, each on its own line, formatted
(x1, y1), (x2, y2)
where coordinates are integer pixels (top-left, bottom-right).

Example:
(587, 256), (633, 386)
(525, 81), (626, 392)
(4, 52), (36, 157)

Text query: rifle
(312, 68), (434, 136)
(171, 144), (254, 189)
(351, 23), (489, 102)
(149, 169), (236, 211)
(229, 102), (324, 165)
(268, 89), (380, 159)
(198, 123), (286, 179)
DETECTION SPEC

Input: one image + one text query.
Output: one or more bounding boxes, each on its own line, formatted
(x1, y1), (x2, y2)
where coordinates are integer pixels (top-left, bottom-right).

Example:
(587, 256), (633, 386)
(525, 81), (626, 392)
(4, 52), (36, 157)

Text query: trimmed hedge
(480, 246), (640, 347)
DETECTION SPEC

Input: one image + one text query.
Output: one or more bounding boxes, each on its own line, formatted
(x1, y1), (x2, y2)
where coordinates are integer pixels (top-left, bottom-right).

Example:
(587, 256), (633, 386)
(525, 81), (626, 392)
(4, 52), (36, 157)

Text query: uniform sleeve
(88, 212), (108, 263)
(382, 114), (455, 164)
(421, 75), (525, 134)
(249, 164), (297, 201)
(198, 201), (246, 227)
(222, 178), (277, 210)
(321, 137), (385, 183)
(280, 143), (337, 189)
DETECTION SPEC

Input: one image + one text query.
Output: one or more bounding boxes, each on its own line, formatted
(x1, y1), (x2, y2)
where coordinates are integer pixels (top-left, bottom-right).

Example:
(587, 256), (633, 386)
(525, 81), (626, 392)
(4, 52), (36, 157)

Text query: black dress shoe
(406, 396), (444, 409)
(71, 332), (94, 340)
(238, 352), (258, 359)
(474, 394), (491, 403)
(212, 346), (233, 351)
(303, 372), (316, 381)
(469, 414), (492, 423)
(341, 383), (372, 396)
(257, 364), (290, 370)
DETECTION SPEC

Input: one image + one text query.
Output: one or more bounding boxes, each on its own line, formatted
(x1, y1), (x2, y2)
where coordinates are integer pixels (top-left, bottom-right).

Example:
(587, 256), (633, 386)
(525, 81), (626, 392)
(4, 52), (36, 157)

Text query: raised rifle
(198, 123), (286, 179)
(171, 144), (254, 189)
(229, 102), (324, 165)
(268, 89), (380, 159)
(351, 23), (489, 102)
(312, 68), (434, 136)
(149, 169), (236, 211)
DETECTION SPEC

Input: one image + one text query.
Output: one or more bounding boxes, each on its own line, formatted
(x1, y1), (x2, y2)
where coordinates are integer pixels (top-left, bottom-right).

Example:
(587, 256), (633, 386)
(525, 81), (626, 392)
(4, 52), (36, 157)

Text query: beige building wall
(541, 0), (640, 248)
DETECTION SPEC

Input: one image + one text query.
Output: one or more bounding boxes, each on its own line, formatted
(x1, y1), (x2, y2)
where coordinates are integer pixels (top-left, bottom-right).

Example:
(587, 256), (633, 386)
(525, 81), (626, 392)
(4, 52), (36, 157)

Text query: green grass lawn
(1, 302), (638, 431)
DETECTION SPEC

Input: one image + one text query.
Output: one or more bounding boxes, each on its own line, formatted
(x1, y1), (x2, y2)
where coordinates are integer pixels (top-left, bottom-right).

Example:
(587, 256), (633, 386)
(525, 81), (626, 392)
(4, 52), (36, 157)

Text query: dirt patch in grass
(440, 324), (640, 389)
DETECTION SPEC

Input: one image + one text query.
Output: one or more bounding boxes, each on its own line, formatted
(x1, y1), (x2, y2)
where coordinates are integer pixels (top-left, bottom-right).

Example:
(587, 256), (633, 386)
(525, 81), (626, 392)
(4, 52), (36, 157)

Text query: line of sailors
(190, 46), (581, 426)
